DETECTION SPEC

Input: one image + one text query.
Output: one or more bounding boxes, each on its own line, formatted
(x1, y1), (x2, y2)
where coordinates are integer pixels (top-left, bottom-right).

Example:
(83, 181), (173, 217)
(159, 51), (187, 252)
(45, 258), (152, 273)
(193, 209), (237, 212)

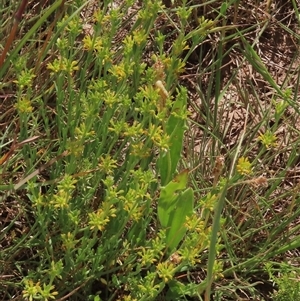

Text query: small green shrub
(267, 264), (300, 301)
(0, 1), (216, 300)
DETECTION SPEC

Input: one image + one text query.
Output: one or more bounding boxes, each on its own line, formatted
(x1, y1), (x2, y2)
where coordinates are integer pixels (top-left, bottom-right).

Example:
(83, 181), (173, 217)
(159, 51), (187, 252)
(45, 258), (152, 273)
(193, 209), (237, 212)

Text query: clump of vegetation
(266, 264), (300, 301)
(1, 0), (299, 300)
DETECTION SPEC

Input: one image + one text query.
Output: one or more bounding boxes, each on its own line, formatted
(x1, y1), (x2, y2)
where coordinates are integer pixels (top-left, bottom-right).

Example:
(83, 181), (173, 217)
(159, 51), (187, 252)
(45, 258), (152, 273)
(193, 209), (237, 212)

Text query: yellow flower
(14, 97), (33, 113)
(258, 130), (277, 149)
(109, 63), (126, 80)
(13, 69), (35, 89)
(236, 157), (252, 175)
(82, 36), (103, 52)
(47, 58), (79, 75)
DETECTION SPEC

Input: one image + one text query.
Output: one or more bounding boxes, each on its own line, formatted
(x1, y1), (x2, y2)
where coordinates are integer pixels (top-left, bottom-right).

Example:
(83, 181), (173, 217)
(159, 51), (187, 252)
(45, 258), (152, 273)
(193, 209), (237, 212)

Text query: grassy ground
(1, 0), (300, 300)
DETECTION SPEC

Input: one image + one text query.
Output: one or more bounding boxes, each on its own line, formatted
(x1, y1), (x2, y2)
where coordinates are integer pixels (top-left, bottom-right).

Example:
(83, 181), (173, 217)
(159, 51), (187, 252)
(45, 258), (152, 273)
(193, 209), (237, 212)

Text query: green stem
(204, 180), (228, 300)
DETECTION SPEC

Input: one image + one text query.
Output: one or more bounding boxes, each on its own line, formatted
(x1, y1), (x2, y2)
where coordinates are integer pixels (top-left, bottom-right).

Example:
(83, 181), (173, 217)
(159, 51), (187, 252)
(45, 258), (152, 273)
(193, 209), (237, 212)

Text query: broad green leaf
(158, 87), (187, 186)
(157, 170), (189, 228)
(165, 187), (194, 251)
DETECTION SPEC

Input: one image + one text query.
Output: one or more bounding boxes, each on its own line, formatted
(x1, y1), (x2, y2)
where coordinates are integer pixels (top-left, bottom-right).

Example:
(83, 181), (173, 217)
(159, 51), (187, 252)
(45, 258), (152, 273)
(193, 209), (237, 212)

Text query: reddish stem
(0, 0), (28, 68)
(15, 0), (28, 22)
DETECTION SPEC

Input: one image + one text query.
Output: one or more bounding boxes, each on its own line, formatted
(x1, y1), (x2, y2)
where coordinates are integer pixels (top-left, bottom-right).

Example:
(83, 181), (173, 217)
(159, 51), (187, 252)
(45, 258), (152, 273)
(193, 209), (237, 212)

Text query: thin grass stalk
(204, 180), (229, 301)
(0, 0), (64, 78)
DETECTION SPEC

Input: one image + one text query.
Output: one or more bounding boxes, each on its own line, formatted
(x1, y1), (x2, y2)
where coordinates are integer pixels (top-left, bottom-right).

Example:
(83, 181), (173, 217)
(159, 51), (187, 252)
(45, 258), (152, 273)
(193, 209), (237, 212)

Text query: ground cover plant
(0, 0), (300, 300)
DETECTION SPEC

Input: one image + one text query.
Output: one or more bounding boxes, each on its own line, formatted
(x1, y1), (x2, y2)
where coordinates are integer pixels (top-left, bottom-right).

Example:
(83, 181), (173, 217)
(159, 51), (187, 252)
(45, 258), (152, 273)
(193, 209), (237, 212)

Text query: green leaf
(220, 2), (228, 16)
(165, 187), (194, 251)
(166, 279), (201, 300)
(157, 170), (189, 228)
(158, 87), (187, 186)
(157, 170), (194, 252)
